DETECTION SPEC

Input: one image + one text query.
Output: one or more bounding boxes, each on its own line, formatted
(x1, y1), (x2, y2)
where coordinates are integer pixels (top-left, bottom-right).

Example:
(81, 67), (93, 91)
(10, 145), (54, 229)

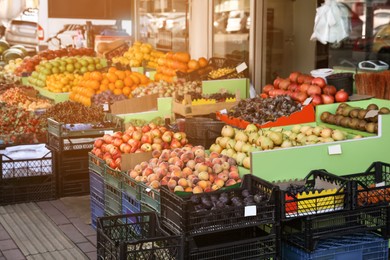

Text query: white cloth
(311, 0), (350, 44)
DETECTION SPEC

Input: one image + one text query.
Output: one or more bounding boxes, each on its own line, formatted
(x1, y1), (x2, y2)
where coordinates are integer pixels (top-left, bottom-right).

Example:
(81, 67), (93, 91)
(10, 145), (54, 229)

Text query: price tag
(376, 181), (385, 187)
(236, 62), (248, 73)
(220, 109), (228, 114)
(145, 187), (152, 192)
(244, 205), (257, 217)
(145, 71), (151, 77)
(102, 103), (109, 112)
(104, 130), (114, 135)
(302, 97), (313, 106)
(328, 144), (342, 155)
(365, 110), (379, 119)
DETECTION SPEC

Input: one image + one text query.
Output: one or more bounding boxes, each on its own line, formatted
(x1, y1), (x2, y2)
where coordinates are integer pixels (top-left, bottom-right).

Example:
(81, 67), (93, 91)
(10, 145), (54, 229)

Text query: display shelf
(202, 78), (249, 99)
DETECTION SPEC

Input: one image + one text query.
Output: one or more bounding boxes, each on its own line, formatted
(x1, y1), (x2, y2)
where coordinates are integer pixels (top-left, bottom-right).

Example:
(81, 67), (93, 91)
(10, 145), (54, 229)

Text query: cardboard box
(202, 78), (249, 99)
(94, 35), (132, 57)
(121, 151), (153, 172)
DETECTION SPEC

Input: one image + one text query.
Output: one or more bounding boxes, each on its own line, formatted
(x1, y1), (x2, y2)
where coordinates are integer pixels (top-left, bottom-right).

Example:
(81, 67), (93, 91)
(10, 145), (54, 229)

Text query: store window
(137, 0), (189, 52)
(212, 0), (250, 63)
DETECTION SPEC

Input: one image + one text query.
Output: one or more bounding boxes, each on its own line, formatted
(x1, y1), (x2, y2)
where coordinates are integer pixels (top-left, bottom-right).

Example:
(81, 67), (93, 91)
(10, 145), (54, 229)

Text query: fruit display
(262, 71), (349, 106)
(111, 41), (165, 68)
(2, 58), (23, 74)
(175, 91), (237, 105)
(14, 47), (95, 76)
(209, 123), (355, 169)
(41, 101), (106, 124)
(126, 116), (165, 127)
(0, 87), (53, 111)
(0, 83), (36, 95)
(226, 95), (302, 126)
(320, 103), (390, 134)
(0, 103), (47, 146)
(91, 123), (189, 170)
(27, 55), (106, 89)
(45, 73), (83, 93)
(154, 52), (208, 83)
(126, 146), (241, 194)
(91, 90), (128, 107)
(207, 67), (246, 80)
(131, 79), (202, 98)
(69, 67), (150, 106)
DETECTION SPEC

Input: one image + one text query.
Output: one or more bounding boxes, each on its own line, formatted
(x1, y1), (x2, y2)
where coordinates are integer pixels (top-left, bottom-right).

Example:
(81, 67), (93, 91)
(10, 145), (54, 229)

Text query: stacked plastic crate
(88, 152), (105, 229)
(279, 164), (390, 259)
(159, 174), (280, 259)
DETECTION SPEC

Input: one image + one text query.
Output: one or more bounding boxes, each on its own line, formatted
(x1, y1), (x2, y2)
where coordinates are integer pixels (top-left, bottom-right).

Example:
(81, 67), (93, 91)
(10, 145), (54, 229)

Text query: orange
(198, 57), (208, 68)
(108, 83), (116, 91)
(124, 70), (132, 77)
(124, 77), (133, 87)
(107, 72), (118, 83)
(88, 79), (100, 90)
(100, 84), (109, 91)
(130, 74), (140, 85)
(113, 88), (123, 95)
(83, 72), (91, 80)
(114, 79), (124, 89)
(138, 74), (149, 85)
(114, 70), (126, 80)
(91, 71), (103, 81)
(108, 67), (117, 74)
(101, 78), (110, 85)
(122, 86), (131, 96)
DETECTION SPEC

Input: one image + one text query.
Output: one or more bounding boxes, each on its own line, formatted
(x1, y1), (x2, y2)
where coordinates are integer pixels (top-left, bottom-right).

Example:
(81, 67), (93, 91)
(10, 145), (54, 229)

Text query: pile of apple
(209, 124), (357, 169)
(261, 72), (349, 106)
(91, 123), (188, 170)
(128, 146), (241, 194)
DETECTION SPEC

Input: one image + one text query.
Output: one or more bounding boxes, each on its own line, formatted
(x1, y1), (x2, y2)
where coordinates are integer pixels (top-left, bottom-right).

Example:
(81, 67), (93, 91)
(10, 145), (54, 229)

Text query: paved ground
(0, 196), (96, 260)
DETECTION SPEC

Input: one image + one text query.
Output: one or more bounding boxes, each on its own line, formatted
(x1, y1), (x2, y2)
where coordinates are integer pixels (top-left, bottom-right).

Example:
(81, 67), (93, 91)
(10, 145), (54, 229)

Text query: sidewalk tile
(0, 239), (17, 251)
(69, 218), (95, 237)
(77, 241), (96, 253)
(86, 235), (97, 247)
(2, 249), (25, 260)
(58, 224), (87, 243)
(86, 252), (97, 260)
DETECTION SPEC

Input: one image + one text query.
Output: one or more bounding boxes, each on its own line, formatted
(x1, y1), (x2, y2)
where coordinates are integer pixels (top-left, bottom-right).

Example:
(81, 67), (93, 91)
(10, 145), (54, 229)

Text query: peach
(228, 171), (240, 181)
(212, 184), (221, 191)
(185, 187), (193, 193)
(160, 177), (169, 186)
(174, 160), (184, 168)
(212, 164), (223, 174)
(159, 150), (170, 162)
(209, 173), (216, 183)
(178, 178), (189, 188)
(129, 170), (139, 179)
(186, 160), (196, 169)
(214, 177), (225, 188)
(149, 158), (158, 167)
(198, 171), (209, 181)
(168, 165), (181, 172)
(140, 161), (149, 170)
(221, 161), (230, 170)
(182, 167), (193, 177)
(142, 167), (154, 177)
(197, 180), (209, 190)
(195, 156), (205, 163)
(171, 169), (183, 179)
(217, 172), (229, 182)
(149, 180), (160, 189)
(169, 151), (178, 158)
(158, 161), (169, 170)
(225, 179), (237, 187)
(192, 177), (200, 185)
(195, 163), (208, 173)
(147, 173), (158, 183)
(134, 164), (143, 173)
(204, 187), (213, 193)
(209, 152), (220, 159)
(152, 149), (162, 158)
(167, 179), (177, 190)
(229, 165), (239, 172)
(194, 148), (205, 158)
(140, 176), (148, 183)
(135, 176), (143, 182)
(192, 186), (203, 194)
(174, 186), (184, 192)
(211, 158), (222, 165)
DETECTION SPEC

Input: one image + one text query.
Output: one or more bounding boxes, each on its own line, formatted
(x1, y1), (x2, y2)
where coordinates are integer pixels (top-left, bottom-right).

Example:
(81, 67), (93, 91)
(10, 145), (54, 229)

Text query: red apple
(289, 71), (301, 83)
(94, 138), (103, 148)
(141, 133), (153, 144)
(141, 143), (152, 152)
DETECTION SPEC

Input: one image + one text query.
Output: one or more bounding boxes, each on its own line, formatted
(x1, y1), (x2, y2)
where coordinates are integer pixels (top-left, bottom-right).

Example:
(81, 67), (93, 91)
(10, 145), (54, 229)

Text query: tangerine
(115, 80), (124, 89)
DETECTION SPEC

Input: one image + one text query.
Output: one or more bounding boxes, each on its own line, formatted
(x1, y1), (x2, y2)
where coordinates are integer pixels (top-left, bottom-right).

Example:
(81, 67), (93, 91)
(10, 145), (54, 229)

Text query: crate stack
(279, 164), (390, 259)
(88, 152), (105, 229)
(159, 174), (280, 259)
(47, 114), (124, 198)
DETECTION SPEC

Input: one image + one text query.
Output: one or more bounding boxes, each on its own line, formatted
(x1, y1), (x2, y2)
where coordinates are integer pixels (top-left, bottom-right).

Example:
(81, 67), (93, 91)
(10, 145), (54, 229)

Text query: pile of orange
(154, 52), (209, 83)
(45, 73), (82, 93)
(69, 67), (150, 106)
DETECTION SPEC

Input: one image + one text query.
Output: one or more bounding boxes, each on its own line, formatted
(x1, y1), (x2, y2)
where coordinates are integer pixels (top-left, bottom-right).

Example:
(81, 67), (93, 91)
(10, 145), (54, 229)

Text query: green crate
(104, 164), (122, 190)
(48, 113), (124, 138)
(139, 182), (160, 214)
(121, 172), (141, 200)
(88, 152), (105, 176)
(104, 182), (121, 216)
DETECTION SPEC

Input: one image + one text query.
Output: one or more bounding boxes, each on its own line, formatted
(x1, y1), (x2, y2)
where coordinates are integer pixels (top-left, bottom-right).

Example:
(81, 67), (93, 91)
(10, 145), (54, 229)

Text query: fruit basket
(104, 164), (123, 216)
(275, 169), (351, 219)
(341, 161), (390, 208)
(184, 117), (225, 148)
(47, 113), (124, 138)
(282, 205), (390, 251)
(97, 212), (184, 260)
(160, 174), (278, 236)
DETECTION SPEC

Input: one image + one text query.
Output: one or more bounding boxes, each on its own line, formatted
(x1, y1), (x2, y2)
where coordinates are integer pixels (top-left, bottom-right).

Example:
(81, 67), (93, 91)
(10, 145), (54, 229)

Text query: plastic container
(160, 174), (278, 236)
(310, 68), (333, 81)
(47, 133), (95, 152)
(342, 161), (390, 209)
(90, 199), (104, 230)
(326, 73), (354, 96)
(89, 170), (105, 229)
(184, 117), (225, 148)
(282, 232), (388, 260)
(121, 192), (141, 215)
(139, 182), (160, 213)
(282, 205), (390, 251)
(0, 148), (55, 205)
(187, 225), (278, 260)
(88, 152), (105, 176)
(104, 182), (122, 216)
(275, 169), (351, 220)
(97, 212), (184, 259)
(53, 149), (90, 197)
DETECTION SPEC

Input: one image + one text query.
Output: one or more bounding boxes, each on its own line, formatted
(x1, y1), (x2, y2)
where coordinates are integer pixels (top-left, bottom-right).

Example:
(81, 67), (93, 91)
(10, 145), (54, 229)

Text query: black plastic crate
(97, 212), (184, 260)
(282, 205), (390, 252)
(47, 113), (124, 138)
(275, 170), (351, 220)
(184, 117), (225, 149)
(160, 174), (278, 236)
(47, 132), (96, 152)
(186, 225), (279, 260)
(53, 149), (90, 197)
(341, 161), (390, 209)
(0, 147), (56, 205)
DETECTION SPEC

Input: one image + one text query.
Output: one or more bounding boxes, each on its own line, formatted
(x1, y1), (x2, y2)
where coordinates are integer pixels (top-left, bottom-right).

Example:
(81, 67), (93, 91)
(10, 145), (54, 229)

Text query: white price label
(145, 71), (151, 77)
(102, 103), (109, 111)
(376, 181), (385, 187)
(244, 205), (257, 217)
(104, 130), (114, 135)
(328, 144), (342, 155)
(303, 97), (313, 106)
(145, 187), (152, 192)
(220, 109), (228, 114)
(236, 62), (248, 73)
